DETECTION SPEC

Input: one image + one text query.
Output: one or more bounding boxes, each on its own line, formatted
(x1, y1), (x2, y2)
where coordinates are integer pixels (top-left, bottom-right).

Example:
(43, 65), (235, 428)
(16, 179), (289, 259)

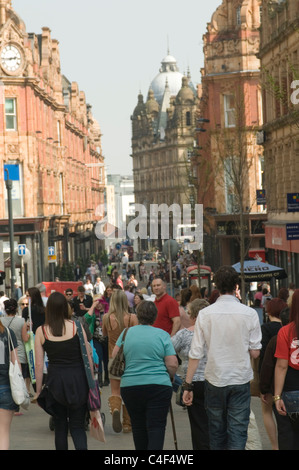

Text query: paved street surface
(10, 384), (271, 451)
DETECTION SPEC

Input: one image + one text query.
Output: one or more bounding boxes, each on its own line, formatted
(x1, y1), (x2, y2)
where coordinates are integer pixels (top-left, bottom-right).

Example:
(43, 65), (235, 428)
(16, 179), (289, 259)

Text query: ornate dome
(150, 54), (185, 104)
(176, 76), (196, 103)
(146, 89), (159, 114)
(133, 92), (146, 117)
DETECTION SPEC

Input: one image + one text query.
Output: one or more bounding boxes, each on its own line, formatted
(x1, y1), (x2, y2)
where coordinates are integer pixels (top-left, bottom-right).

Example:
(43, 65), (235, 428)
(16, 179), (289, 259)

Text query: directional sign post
(18, 244), (26, 256)
(48, 246), (56, 264)
(48, 247), (55, 256)
(17, 244), (26, 294)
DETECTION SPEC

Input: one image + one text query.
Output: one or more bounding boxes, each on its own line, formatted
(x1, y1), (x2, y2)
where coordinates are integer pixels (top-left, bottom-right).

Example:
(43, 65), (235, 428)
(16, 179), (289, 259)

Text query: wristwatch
(182, 381), (194, 391)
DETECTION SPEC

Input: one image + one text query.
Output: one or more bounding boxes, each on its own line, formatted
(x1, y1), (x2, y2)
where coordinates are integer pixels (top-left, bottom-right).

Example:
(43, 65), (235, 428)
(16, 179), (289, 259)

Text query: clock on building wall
(0, 43), (24, 74)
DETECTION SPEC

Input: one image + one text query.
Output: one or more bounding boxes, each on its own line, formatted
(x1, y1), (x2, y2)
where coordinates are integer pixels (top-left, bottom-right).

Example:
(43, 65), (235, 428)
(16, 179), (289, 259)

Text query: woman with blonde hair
(0, 317), (21, 449)
(102, 290), (137, 433)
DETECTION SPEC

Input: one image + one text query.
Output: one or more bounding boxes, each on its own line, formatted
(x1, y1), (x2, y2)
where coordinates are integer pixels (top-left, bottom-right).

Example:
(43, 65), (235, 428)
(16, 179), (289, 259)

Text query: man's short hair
(136, 301), (157, 325)
(65, 288), (73, 294)
(214, 266), (240, 294)
(151, 277), (165, 285)
(77, 286), (85, 293)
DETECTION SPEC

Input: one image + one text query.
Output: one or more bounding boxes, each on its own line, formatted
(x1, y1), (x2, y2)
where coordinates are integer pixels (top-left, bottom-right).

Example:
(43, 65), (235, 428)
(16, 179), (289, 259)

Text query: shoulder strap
(75, 319), (94, 389)
(42, 325), (48, 340)
(6, 328), (16, 361)
(121, 327), (129, 344)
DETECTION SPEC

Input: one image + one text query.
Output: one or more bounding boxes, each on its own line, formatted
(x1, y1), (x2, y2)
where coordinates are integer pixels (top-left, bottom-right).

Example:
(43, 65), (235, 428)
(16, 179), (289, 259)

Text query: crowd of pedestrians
(0, 255), (299, 451)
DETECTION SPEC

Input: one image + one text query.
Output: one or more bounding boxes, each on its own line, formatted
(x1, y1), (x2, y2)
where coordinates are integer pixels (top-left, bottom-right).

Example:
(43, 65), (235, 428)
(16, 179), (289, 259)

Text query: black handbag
(109, 328), (129, 377)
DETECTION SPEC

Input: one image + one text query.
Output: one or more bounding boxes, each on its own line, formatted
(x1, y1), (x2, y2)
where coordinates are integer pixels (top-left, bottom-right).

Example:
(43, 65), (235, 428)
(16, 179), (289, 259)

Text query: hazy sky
(13, 0), (221, 175)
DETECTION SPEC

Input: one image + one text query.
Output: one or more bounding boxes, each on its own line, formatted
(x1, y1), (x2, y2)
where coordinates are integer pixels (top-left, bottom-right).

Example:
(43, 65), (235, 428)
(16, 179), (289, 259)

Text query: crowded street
(1, 0), (299, 454)
(10, 383), (272, 451)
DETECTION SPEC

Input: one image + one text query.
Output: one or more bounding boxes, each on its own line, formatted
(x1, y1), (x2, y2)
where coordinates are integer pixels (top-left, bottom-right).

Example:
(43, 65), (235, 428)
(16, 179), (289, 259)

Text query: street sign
(286, 223), (299, 241)
(287, 193), (299, 212)
(48, 247), (55, 256)
(48, 246), (56, 263)
(18, 244), (26, 256)
(256, 189), (266, 205)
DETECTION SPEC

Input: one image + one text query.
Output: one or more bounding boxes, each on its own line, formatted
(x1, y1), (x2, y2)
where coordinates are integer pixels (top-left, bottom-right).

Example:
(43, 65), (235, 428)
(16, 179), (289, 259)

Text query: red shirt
(275, 323), (299, 370)
(153, 293), (180, 335)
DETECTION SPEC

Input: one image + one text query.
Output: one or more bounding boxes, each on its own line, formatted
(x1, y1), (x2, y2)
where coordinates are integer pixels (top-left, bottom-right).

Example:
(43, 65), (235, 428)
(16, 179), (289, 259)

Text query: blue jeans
(205, 381), (251, 450)
(93, 339), (109, 375)
(0, 385), (19, 411)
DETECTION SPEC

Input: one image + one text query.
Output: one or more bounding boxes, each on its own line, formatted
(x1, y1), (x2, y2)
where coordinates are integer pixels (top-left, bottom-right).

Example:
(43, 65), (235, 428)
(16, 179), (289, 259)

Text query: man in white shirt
(94, 277), (106, 295)
(83, 278), (94, 297)
(0, 291), (9, 316)
(183, 265), (261, 450)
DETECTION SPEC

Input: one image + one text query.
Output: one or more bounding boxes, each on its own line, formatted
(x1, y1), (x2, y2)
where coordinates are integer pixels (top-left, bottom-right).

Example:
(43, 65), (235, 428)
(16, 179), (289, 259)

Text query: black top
(22, 305), (45, 334)
(72, 294), (93, 317)
(43, 334), (83, 365)
(260, 321), (282, 370)
(41, 323), (88, 408)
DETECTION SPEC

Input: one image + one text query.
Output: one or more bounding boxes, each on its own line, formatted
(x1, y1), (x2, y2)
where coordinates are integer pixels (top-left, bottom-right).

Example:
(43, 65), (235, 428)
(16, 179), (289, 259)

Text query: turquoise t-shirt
(116, 325), (176, 388)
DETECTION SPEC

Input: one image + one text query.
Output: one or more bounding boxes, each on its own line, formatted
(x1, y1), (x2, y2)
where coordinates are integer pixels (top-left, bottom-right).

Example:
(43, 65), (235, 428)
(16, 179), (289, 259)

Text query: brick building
(195, 0), (266, 268)
(0, 1), (105, 289)
(259, 0), (299, 286)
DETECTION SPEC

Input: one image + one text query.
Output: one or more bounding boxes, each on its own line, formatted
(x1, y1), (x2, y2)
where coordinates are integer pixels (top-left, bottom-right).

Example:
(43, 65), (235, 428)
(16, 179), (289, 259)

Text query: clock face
(1, 44), (23, 73)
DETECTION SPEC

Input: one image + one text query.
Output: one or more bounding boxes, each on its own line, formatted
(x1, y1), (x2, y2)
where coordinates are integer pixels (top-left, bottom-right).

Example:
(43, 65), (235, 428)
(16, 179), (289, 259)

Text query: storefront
(265, 224), (299, 288)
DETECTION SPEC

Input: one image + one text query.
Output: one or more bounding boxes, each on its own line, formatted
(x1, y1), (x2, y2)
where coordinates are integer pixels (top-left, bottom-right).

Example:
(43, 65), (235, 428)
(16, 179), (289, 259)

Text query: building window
(236, 6), (241, 25)
(57, 120), (61, 144)
(59, 173), (64, 215)
(224, 94), (236, 128)
(5, 98), (17, 130)
(186, 111), (191, 126)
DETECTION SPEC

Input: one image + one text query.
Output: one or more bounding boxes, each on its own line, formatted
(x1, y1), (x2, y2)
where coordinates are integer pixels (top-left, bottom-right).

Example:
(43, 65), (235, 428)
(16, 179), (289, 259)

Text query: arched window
(186, 111), (191, 126)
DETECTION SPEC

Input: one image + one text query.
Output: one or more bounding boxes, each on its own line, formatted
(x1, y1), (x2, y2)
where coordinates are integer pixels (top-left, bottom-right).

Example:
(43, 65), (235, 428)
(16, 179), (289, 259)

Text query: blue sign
(287, 193), (299, 212)
(286, 224), (299, 241)
(256, 189), (266, 205)
(48, 246), (55, 256)
(18, 244), (26, 256)
(4, 164), (20, 181)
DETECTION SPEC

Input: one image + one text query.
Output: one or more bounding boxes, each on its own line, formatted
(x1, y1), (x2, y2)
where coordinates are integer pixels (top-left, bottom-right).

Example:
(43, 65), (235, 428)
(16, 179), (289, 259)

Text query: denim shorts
(282, 390), (299, 414)
(0, 385), (19, 411)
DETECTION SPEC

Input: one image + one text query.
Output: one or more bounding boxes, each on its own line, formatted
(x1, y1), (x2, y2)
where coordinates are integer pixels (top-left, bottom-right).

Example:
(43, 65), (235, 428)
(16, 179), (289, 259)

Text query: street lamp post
(5, 168), (16, 294)
(193, 118), (210, 289)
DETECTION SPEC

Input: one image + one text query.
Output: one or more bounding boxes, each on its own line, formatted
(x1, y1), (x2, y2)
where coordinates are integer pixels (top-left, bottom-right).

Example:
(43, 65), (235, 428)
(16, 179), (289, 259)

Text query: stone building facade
(0, 1), (105, 288)
(195, 0), (266, 268)
(259, 0), (299, 286)
(131, 54), (198, 248)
